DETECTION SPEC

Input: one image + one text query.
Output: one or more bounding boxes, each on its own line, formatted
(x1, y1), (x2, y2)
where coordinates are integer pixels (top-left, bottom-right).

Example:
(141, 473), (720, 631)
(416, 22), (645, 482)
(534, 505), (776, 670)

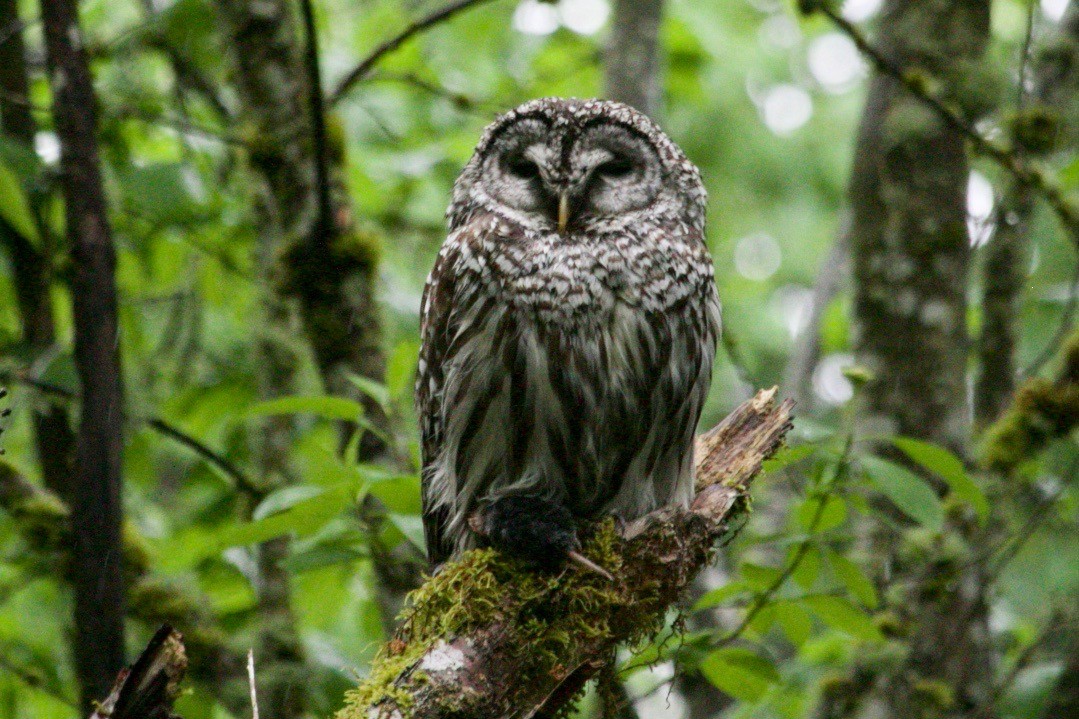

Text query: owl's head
(450, 98), (705, 234)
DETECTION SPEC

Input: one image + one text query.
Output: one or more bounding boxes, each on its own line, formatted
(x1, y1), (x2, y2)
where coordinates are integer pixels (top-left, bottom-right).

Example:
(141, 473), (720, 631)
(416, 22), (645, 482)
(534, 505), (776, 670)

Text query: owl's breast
(484, 225), (704, 329)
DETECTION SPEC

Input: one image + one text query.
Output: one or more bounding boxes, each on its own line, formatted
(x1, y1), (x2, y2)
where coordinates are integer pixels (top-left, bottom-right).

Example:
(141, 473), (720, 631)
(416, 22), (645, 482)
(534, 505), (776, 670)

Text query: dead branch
(336, 388), (794, 719)
(88, 625), (187, 719)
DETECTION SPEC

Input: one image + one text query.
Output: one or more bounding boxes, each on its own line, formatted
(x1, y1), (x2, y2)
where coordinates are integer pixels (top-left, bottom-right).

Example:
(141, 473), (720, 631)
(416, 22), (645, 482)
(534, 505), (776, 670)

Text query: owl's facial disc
(481, 118), (662, 232)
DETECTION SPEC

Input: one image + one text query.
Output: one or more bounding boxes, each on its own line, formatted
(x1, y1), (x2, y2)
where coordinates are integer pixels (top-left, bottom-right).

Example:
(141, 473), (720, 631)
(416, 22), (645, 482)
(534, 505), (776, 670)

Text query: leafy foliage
(0, 0), (1076, 718)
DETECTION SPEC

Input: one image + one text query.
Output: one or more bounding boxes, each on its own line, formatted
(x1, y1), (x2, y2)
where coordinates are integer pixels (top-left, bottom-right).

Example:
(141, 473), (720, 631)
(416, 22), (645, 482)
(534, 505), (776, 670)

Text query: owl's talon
(566, 550), (614, 581)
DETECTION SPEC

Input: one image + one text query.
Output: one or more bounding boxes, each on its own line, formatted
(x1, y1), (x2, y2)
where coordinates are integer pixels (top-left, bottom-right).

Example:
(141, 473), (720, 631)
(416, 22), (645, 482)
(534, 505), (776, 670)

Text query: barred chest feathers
(417, 97), (720, 566)
(420, 215), (720, 558)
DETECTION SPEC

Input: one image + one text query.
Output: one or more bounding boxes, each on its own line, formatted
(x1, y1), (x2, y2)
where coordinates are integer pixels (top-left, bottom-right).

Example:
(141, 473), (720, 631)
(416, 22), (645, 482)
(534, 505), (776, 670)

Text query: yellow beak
(557, 192), (570, 234)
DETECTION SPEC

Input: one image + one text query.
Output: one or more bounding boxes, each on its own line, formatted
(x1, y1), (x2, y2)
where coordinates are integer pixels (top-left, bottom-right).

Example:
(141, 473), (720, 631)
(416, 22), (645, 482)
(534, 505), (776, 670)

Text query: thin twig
(330, 0), (501, 105)
(5, 373), (260, 495)
(714, 432), (853, 648)
(247, 649), (259, 719)
(817, 5), (1079, 248)
(0, 652), (78, 709)
(366, 71), (486, 112)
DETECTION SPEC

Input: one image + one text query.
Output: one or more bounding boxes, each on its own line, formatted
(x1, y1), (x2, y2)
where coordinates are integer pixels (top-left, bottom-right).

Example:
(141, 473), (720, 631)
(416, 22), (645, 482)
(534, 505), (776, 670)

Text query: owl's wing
(415, 231), (469, 567)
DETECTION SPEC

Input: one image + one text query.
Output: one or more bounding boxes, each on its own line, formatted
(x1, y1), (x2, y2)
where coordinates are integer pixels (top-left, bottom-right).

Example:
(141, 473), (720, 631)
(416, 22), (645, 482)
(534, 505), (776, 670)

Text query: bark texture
(843, 1), (992, 716)
(975, 3), (1079, 426)
(0, 0), (77, 505)
(605, 0), (664, 118)
(849, 0), (986, 452)
(39, 0), (127, 709)
(336, 389), (793, 719)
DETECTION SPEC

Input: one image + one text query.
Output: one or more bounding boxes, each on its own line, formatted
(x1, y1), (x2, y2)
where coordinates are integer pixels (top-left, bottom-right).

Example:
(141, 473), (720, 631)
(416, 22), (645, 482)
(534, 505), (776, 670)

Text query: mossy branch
(982, 329), (1079, 471)
(809, 2), (1079, 249)
(337, 388), (794, 719)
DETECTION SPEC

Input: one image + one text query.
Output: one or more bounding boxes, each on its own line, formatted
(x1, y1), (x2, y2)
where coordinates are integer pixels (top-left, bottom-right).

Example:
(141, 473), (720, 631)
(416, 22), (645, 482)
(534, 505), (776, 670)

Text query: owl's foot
(470, 496), (614, 580)
(474, 495), (578, 572)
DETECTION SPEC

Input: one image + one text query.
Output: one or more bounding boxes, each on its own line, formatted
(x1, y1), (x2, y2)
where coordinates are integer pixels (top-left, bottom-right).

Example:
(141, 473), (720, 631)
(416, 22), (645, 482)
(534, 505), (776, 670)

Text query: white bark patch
(420, 641), (467, 674)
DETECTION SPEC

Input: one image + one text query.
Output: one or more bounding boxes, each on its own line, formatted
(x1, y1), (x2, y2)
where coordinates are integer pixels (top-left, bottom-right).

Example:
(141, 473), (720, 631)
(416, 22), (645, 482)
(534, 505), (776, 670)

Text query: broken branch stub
(337, 387), (794, 719)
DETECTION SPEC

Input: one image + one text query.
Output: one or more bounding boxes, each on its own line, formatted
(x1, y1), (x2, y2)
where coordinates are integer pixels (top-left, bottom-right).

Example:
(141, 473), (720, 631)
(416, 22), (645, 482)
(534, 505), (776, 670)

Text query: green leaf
(693, 580), (752, 611)
(747, 603), (778, 636)
(796, 494), (847, 532)
(861, 455), (944, 530)
(367, 474), (422, 515)
(791, 544), (821, 590)
(388, 513), (426, 551)
(386, 340), (419, 400)
(0, 158), (39, 245)
(348, 374), (390, 410)
(700, 647), (780, 702)
(829, 551), (879, 609)
(252, 485), (327, 521)
(219, 485), (356, 548)
(762, 444), (816, 475)
(741, 562), (784, 589)
(804, 596), (883, 642)
(243, 395), (364, 422)
(119, 162), (207, 225)
(773, 600), (812, 647)
(892, 437), (989, 523)
(282, 544), (365, 573)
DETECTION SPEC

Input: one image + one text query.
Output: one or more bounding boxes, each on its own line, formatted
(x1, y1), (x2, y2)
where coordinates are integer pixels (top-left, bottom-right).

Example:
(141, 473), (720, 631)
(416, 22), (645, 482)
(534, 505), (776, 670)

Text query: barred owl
(416, 98), (720, 570)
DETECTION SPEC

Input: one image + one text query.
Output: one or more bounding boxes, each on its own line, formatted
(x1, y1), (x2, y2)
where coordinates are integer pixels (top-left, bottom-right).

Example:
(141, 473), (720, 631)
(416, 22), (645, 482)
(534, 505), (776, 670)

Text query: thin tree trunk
(605, 0), (664, 118)
(0, 0), (77, 504)
(783, 231), (850, 411)
(211, 2), (323, 706)
(845, 0), (992, 716)
(974, 183), (1032, 426)
(975, 4), (1079, 426)
(39, 0), (126, 710)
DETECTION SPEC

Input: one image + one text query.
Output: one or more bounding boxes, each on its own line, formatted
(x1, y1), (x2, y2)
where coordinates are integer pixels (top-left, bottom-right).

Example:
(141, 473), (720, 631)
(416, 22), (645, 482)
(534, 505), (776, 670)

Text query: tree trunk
(845, 0), (992, 716)
(39, 0), (127, 709)
(975, 3), (1079, 426)
(0, 0), (77, 504)
(605, 0), (664, 118)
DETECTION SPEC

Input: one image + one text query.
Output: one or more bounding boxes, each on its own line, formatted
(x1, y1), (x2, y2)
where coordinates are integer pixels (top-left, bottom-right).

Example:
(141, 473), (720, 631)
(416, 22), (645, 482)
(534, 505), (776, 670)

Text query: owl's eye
(596, 158), (634, 178)
(507, 157), (541, 179)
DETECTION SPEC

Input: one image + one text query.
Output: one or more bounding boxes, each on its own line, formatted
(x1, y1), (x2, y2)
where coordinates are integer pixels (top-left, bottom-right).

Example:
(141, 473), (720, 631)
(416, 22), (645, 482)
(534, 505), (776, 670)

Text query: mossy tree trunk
(839, 1), (993, 717)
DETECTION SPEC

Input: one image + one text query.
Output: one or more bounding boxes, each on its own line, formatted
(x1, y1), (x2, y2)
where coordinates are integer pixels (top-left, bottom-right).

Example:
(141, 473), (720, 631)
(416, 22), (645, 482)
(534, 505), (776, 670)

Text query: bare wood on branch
(87, 625), (187, 719)
(337, 389), (793, 719)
